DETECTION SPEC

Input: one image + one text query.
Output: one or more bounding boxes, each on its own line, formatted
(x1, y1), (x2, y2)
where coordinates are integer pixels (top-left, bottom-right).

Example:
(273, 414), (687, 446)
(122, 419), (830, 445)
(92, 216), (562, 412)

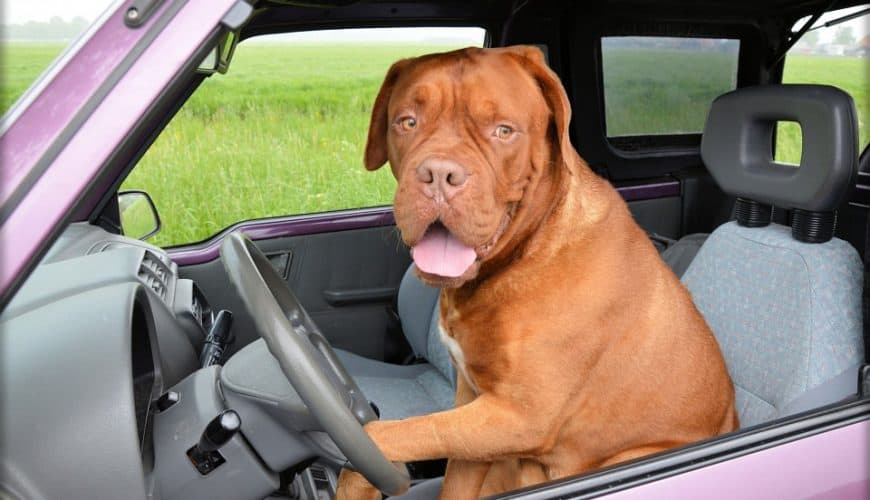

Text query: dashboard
(0, 222), (338, 500)
(0, 223), (213, 499)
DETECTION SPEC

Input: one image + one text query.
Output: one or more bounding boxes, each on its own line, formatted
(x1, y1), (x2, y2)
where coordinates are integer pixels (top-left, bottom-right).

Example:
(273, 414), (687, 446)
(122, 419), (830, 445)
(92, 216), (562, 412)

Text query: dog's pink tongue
(412, 225), (477, 278)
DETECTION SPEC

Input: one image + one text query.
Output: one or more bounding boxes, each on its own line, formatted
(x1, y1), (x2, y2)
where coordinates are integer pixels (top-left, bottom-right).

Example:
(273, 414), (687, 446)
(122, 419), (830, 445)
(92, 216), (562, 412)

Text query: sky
(2, 0), (868, 43)
(4, 0), (117, 24)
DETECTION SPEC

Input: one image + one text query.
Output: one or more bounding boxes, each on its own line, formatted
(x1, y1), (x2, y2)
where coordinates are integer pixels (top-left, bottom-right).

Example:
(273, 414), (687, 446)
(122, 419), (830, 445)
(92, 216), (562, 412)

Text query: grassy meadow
(2, 42), (867, 246)
(601, 48), (739, 136)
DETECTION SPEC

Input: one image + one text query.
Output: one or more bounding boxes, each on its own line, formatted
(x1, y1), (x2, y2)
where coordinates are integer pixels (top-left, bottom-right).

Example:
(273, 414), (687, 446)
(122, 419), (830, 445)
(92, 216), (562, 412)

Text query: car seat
(682, 84), (865, 427)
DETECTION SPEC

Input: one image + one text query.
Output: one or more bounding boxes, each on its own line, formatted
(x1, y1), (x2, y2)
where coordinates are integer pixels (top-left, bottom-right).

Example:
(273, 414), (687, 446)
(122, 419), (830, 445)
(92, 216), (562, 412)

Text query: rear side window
(601, 36), (740, 138)
(776, 7), (869, 164)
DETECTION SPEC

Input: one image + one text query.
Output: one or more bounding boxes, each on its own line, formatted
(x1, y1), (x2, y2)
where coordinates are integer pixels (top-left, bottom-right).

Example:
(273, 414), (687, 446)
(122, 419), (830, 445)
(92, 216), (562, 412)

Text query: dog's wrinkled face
(365, 46), (573, 287)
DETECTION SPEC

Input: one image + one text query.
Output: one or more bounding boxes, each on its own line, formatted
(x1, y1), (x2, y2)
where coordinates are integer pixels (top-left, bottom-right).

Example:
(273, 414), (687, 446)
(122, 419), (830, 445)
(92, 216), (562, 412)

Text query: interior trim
(166, 181), (680, 265)
(168, 207), (397, 265)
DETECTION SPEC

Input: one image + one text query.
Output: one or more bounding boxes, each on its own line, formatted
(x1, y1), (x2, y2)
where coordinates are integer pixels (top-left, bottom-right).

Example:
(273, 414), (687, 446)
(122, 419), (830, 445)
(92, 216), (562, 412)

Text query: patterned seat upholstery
(682, 222), (864, 427)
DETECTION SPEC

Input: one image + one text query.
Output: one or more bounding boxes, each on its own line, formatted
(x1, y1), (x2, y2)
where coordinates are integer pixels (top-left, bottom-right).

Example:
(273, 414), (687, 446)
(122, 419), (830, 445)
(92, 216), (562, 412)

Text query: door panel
(179, 224), (411, 361)
(619, 167), (734, 240)
(626, 197), (681, 239)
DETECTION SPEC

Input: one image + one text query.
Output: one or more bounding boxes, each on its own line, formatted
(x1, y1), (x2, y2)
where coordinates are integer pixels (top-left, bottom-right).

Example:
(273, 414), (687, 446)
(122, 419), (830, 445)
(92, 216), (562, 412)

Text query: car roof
(244, 0), (867, 42)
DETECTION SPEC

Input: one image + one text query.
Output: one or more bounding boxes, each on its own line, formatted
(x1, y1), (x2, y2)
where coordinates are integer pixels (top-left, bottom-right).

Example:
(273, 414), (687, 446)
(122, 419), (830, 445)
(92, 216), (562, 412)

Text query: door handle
(322, 287), (398, 306)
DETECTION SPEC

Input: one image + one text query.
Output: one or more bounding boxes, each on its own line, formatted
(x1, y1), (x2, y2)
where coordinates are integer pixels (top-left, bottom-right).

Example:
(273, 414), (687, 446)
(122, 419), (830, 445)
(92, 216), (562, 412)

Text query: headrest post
(792, 209), (837, 244)
(734, 198), (772, 228)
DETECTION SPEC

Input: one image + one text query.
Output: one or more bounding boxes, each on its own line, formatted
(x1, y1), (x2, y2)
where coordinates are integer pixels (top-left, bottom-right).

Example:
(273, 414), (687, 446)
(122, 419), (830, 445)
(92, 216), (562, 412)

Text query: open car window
(121, 27), (486, 247)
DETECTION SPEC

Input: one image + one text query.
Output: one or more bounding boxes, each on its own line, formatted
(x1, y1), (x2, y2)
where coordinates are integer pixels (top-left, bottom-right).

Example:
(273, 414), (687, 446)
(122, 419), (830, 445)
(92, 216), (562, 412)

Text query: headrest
(701, 84), (858, 213)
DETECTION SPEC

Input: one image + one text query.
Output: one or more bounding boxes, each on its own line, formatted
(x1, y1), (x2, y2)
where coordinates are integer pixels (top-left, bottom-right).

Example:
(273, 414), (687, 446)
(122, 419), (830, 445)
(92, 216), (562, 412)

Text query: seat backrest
(683, 222), (863, 426)
(397, 266), (455, 386)
(684, 84), (864, 428)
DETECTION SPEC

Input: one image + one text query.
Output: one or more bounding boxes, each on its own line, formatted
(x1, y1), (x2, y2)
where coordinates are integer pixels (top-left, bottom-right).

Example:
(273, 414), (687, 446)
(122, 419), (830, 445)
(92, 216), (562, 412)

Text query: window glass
(777, 7), (869, 164)
(122, 27), (486, 247)
(601, 36), (740, 137)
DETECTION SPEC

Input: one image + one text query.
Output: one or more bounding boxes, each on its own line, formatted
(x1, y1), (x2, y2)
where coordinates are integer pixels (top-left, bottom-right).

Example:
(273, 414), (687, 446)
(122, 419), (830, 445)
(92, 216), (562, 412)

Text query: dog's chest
(438, 322), (480, 394)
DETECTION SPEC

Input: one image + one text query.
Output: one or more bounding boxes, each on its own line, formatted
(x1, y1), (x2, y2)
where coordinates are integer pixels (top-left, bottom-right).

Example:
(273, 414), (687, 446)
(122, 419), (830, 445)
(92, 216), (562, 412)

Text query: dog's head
(365, 46), (576, 288)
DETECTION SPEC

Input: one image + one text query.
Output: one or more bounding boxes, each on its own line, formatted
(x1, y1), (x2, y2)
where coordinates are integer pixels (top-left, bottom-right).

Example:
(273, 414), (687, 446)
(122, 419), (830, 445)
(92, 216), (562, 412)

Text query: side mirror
(118, 190), (161, 241)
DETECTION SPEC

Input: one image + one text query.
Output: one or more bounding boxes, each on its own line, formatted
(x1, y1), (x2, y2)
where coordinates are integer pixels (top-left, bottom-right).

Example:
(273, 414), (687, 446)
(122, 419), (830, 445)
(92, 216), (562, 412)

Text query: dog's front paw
(336, 468), (382, 500)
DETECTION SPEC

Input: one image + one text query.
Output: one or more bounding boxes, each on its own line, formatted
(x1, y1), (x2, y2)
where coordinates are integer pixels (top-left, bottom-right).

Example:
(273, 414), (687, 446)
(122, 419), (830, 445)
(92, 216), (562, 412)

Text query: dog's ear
(364, 58), (411, 171)
(505, 45), (577, 175)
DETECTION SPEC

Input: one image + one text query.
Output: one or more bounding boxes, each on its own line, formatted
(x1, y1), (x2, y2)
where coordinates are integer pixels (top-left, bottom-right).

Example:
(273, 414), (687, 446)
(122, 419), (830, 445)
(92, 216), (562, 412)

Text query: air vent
(310, 466), (328, 483)
(139, 251), (170, 302)
(308, 463), (335, 493)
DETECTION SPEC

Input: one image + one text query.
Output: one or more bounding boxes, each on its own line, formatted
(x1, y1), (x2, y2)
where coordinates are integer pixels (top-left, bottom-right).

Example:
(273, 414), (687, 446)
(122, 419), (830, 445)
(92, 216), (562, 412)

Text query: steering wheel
(220, 231), (410, 496)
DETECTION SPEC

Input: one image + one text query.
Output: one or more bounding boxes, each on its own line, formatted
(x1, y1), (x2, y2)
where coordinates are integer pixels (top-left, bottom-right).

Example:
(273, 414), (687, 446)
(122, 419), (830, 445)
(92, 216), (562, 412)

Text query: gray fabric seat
(334, 266), (455, 420)
(334, 349), (454, 420)
(682, 222), (864, 427)
(681, 84), (865, 428)
(661, 233), (708, 277)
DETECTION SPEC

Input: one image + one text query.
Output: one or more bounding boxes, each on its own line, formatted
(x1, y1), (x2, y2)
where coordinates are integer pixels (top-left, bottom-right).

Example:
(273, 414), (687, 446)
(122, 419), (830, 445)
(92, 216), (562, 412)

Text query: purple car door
(599, 421), (869, 500)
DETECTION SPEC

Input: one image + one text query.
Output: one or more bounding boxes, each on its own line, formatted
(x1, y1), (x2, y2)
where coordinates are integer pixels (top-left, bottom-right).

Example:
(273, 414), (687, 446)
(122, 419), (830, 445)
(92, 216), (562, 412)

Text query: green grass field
(602, 48), (740, 136)
(2, 42), (867, 246)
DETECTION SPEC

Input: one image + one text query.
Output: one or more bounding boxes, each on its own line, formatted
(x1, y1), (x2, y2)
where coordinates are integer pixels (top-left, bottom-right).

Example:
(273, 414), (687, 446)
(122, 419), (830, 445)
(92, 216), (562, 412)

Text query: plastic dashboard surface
(0, 223), (206, 500)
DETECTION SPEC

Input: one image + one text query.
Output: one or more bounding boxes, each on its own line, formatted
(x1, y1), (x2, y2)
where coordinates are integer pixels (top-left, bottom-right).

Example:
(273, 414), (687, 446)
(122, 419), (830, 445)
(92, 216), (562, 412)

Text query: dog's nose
(416, 158), (468, 200)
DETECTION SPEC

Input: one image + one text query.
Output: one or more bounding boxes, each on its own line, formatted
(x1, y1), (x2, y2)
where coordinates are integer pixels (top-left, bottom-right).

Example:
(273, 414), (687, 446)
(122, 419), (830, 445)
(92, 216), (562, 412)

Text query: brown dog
(337, 45), (737, 499)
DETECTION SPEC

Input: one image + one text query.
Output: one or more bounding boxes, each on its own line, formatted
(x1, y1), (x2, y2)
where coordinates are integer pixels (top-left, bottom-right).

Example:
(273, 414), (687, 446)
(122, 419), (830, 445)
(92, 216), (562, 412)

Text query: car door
(491, 400), (870, 499)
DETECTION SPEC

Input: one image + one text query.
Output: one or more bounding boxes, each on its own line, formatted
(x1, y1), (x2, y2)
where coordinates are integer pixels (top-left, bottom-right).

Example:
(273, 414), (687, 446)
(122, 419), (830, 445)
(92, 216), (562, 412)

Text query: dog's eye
(400, 117), (417, 131)
(494, 125), (514, 140)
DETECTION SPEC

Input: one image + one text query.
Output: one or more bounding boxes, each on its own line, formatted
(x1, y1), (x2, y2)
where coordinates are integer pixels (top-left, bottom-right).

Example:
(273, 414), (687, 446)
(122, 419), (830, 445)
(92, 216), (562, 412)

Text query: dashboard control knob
(155, 391), (179, 412)
(198, 409), (241, 452)
(186, 409), (241, 475)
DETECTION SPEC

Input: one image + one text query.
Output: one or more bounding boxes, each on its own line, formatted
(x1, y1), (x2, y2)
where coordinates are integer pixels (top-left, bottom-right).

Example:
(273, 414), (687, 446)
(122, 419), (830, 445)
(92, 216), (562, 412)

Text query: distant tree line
(2, 17), (90, 41)
(601, 36), (740, 54)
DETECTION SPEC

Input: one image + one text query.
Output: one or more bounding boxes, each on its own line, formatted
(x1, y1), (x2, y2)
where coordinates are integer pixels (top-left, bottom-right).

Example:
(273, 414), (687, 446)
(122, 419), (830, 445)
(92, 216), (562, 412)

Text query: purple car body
(0, 1), (867, 499)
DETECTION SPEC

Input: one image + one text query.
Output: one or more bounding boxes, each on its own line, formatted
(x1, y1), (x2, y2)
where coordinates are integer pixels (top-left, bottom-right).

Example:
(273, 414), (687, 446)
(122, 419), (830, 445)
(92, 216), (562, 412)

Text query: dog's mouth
(410, 211), (512, 280)
(411, 221), (478, 278)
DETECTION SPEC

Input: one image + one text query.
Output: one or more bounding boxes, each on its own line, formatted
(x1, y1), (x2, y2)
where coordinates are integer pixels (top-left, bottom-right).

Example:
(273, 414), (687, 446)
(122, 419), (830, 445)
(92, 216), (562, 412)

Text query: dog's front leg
(440, 459), (491, 499)
(335, 469), (380, 500)
(336, 394), (547, 499)
(440, 374), (492, 499)
(366, 394), (549, 463)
